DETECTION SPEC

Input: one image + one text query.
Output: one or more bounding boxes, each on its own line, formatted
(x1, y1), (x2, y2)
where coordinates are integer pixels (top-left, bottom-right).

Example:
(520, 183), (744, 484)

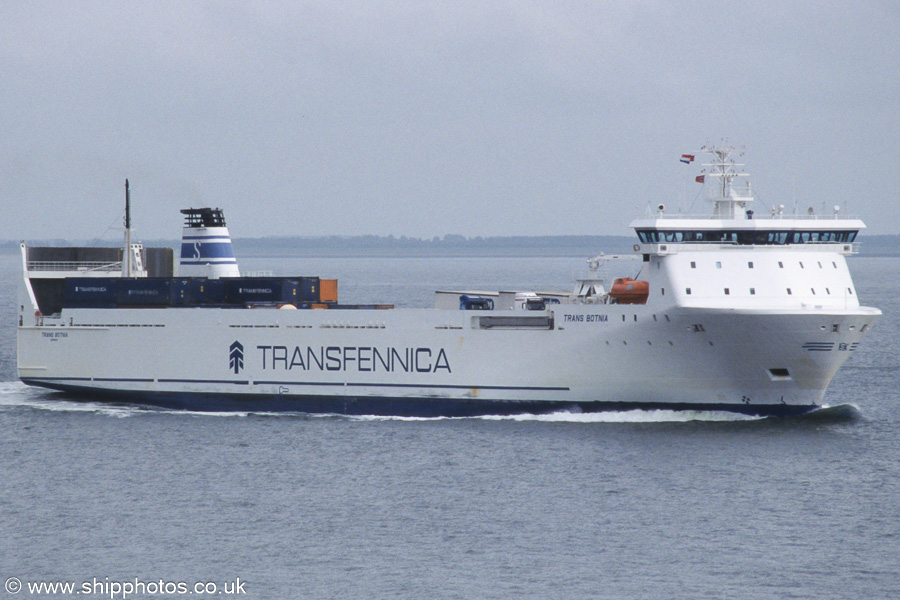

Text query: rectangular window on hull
(768, 368), (792, 380)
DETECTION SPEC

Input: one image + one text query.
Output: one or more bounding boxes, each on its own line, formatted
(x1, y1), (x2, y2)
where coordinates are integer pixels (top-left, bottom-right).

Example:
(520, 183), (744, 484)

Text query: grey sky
(2, 1), (898, 241)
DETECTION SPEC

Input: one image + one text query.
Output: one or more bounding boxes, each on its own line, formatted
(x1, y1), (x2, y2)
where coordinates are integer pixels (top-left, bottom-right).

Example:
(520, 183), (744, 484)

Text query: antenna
(123, 179), (133, 277)
(125, 179), (131, 230)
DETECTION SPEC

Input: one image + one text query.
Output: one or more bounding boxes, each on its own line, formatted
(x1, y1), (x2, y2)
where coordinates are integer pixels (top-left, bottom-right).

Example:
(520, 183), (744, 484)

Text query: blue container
(226, 278), (300, 304)
(64, 278), (119, 307)
(170, 278), (191, 305)
(116, 278), (171, 306)
(299, 277), (320, 302)
(189, 278), (227, 304)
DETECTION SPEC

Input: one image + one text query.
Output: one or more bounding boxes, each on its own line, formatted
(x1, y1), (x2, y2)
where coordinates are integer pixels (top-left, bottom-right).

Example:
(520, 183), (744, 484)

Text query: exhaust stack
(179, 208), (240, 278)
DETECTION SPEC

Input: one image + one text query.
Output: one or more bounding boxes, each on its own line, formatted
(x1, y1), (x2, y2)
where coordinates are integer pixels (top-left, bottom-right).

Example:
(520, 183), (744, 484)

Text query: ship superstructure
(16, 147), (881, 416)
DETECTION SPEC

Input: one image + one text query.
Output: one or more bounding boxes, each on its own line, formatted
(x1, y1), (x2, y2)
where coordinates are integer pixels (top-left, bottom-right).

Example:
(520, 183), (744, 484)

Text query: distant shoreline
(2, 234), (897, 257)
(0, 235), (638, 258)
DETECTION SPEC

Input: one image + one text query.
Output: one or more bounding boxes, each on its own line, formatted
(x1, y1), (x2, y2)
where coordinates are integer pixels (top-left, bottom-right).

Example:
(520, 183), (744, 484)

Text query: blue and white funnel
(179, 208), (240, 278)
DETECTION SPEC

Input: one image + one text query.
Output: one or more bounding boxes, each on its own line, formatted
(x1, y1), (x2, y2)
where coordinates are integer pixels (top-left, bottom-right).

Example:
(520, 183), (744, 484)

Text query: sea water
(0, 252), (898, 599)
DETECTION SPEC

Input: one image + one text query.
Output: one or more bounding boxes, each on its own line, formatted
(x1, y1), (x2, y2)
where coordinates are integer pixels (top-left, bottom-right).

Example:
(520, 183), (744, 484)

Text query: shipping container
(319, 279), (338, 303)
(225, 277), (301, 305)
(170, 278), (191, 305)
(64, 278), (119, 307)
(189, 278), (227, 304)
(116, 278), (171, 306)
(299, 277), (320, 302)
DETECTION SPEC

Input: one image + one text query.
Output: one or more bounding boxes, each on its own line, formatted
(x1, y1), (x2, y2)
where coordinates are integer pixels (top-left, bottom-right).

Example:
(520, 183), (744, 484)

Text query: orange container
(320, 279), (338, 303)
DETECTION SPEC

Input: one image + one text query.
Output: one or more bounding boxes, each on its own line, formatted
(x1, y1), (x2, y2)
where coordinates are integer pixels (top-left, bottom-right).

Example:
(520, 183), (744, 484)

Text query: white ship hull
(17, 148), (882, 417)
(17, 301), (878, 416)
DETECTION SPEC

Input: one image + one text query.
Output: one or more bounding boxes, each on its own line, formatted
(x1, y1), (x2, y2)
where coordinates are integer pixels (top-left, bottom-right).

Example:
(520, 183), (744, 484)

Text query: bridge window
(635, 229), (857, 245)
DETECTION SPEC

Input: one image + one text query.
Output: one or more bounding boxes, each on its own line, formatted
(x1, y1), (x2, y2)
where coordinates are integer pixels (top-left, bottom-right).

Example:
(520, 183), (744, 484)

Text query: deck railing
(27, 261), (122, 272)
(647, 213), (860, 220)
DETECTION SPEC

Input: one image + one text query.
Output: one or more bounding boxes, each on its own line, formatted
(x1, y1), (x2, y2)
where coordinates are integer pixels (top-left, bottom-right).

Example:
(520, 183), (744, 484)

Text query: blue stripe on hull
(20, 378), (819, 418)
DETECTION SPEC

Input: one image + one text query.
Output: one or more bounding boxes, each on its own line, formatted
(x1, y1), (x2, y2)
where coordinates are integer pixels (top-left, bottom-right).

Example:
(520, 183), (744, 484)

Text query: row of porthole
(688, 260), (840, 269)
(620, 314), (672, 322)
(606, 313), (714, 346)
(820, 323), (868, 332)
(684, 287), (854, 296)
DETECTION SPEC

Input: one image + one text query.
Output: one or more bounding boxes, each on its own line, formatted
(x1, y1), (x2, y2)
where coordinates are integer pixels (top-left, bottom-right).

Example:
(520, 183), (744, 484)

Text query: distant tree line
(3, 234), (898, 257)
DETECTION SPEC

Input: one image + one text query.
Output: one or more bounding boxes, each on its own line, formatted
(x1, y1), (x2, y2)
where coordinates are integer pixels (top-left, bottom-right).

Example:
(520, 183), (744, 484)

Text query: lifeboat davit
(609, 277), (649, 304)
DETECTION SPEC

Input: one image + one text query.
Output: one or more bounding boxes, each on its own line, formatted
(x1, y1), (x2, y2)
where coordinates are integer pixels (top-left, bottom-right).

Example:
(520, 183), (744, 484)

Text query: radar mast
(701, 144), (753, 219)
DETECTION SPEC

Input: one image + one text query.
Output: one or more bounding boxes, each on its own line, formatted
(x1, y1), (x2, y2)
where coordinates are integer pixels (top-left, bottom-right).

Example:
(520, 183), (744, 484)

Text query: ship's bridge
(634, 144), (866, 249)
(631, 217), (864, 246)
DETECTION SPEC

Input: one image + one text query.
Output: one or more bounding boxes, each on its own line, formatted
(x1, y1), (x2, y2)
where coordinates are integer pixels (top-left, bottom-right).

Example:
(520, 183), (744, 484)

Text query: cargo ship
(16, 147), (881, 416)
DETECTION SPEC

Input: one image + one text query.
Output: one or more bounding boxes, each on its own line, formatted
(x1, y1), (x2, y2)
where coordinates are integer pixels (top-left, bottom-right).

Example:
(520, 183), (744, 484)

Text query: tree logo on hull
(229, 340), (244, 374)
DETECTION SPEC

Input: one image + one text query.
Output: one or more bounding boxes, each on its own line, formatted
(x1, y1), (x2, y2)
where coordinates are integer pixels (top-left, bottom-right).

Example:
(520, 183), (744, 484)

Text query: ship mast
(122, 179), (133, 277)
(701, 144), (752, 219)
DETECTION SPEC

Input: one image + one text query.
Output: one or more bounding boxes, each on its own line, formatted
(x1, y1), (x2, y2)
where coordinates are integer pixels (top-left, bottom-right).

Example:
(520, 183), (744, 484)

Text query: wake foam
(349, 409), (763, 423)
(0, 381), (138, 418)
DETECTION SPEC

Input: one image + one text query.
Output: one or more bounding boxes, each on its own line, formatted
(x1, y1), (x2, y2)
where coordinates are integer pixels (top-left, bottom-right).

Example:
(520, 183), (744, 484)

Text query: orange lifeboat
(609, 277), (649, 304)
